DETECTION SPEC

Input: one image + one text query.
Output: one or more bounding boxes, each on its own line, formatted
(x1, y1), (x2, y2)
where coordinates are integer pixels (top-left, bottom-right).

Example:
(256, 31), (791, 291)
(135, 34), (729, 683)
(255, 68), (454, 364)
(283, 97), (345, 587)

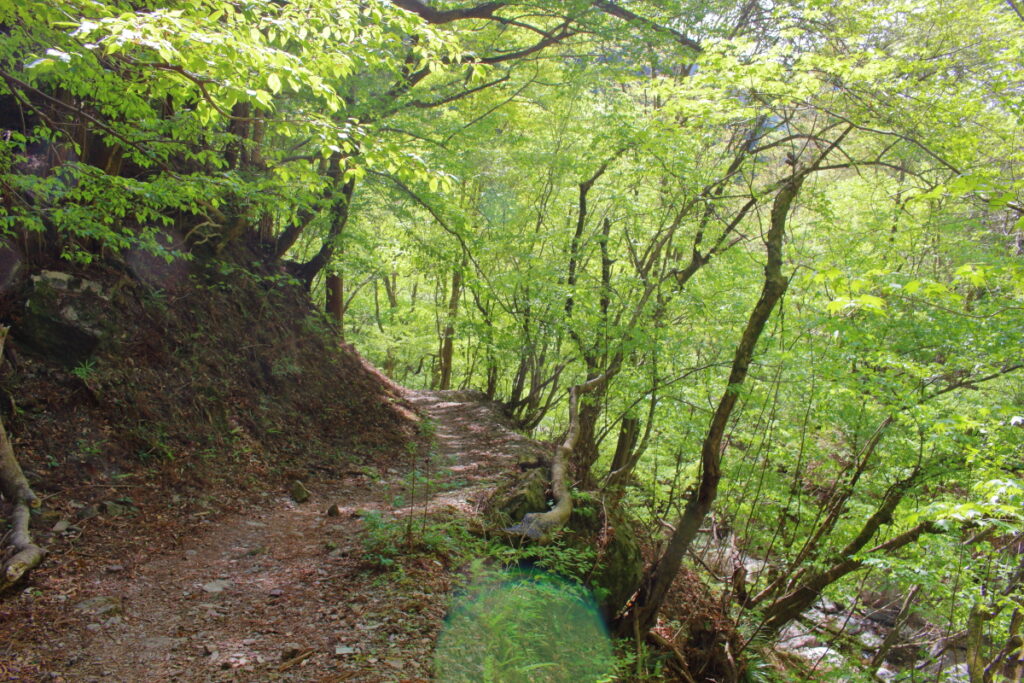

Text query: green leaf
(267, 72), (281, 94)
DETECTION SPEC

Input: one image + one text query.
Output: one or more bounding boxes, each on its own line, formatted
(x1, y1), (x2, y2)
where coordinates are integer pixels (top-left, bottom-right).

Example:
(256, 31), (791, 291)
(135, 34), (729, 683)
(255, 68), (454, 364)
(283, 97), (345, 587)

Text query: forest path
(3, 389), (548, 682)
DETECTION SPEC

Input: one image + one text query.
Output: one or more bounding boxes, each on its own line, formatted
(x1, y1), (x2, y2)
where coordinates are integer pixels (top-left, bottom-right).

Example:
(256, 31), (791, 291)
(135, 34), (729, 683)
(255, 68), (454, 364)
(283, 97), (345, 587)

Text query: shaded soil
(2, 263), (417, 507)
(400, 389), (552, 516)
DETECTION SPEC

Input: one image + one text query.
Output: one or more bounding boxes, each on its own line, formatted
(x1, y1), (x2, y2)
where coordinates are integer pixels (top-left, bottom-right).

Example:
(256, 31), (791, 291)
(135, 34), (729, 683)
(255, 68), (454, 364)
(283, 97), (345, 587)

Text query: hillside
(0, 260), (425, 674)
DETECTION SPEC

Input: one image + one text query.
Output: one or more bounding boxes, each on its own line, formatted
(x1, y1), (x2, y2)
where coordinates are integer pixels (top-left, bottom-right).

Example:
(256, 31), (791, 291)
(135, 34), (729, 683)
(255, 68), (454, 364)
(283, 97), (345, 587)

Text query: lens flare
(434, 566), (614, 682)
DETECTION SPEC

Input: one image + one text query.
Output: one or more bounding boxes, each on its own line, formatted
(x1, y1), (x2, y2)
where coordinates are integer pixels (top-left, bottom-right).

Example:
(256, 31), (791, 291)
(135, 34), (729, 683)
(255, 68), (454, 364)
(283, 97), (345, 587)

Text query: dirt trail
(1, 390), (549, 682)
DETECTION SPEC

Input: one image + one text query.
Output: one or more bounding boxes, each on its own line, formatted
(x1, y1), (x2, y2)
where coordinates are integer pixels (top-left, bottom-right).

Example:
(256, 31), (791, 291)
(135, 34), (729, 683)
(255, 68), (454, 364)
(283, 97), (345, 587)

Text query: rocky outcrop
(14, 270), (108, 366)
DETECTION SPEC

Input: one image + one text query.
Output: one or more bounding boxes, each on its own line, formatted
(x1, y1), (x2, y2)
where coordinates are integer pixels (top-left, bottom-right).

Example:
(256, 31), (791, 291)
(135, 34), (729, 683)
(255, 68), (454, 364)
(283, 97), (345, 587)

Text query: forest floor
(1, 388), (551, 682)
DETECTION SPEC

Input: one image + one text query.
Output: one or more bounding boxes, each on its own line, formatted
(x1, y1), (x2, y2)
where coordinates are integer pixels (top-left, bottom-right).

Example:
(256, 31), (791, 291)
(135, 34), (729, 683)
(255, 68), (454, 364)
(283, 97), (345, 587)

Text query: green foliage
(359, 511), (479, 572)
(5, 0), (1024, 676)
(0, 0), (461, 260)
(359, 511), (403, 570)
(70, 358), (97, 382)
(435, 563), (616, 683)
(486, 539), (599, 586)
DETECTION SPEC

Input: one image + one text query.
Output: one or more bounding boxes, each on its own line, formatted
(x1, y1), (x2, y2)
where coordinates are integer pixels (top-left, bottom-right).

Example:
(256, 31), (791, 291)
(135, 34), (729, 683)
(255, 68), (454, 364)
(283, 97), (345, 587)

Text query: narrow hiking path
(1, 389), (551, 682)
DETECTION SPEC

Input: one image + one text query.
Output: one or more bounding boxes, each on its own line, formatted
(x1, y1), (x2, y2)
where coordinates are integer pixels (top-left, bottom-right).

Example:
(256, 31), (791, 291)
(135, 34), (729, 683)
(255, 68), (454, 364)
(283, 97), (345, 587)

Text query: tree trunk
(293, 177), (355, 288)
(438, 265), (463, 391)
(967, 602), (989, 683)
(615, 171), (804, 639)
(870, 584), (920, 670)
(758, 520), (937, 635)
(325, 273), (344, 338)
(573, 396), (603, 484)
(504, 375), (605, 541)
(754, 462), (922, 633)
(603, 415), (642, 511)
(609, 416), (641, 476)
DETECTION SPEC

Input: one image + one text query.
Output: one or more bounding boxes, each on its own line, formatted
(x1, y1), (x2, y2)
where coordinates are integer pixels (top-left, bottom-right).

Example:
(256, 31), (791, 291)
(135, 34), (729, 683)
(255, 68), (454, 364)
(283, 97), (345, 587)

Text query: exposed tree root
(504, 374), (604, 541)
(0, 327), (44, 591)
(648, 631), (697, 683)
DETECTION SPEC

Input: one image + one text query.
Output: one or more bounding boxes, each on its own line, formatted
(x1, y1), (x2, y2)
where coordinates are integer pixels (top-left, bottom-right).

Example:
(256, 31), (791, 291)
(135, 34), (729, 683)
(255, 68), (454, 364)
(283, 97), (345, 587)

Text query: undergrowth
(357, 511), (638, 682)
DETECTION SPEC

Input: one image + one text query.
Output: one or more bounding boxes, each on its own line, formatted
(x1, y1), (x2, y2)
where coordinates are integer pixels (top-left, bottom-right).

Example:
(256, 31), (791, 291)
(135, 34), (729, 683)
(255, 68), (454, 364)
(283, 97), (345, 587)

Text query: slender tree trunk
(609, 416), (641, 476)
(485, 358), (499, 398)
(758, 519), (936, 635)
(438, 265), (463, 391)
(293, 177), (355, 288)
(505, 375), (606, 540)
(615, 172), (804, 639)
(382, 271), (399, 309)
(574, 395), (603, 483)
(603, 415), (642, 510)
(325, 273), (344, 338)
(870, 585), (920, 670)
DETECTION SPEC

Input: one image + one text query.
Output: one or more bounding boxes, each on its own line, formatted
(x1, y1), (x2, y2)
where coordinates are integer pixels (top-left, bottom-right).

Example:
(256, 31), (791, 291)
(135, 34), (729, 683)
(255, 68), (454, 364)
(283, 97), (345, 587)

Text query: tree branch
(591, 0), (702, 52)
(390, 0), (506, 24)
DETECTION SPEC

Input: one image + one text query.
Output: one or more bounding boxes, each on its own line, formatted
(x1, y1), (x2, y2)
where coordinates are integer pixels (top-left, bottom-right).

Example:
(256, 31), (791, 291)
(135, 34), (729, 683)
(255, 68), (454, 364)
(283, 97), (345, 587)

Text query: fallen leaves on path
(2, 389), (543, 682)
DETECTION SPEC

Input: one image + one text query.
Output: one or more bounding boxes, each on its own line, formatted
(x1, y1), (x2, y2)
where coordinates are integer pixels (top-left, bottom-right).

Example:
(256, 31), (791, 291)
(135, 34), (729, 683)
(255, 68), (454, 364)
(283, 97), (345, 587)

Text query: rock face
(582, 514), (643, 618)
(14, 270), (108, 366)
(491, 465), (549, 523)
(0, 242), (23, 295)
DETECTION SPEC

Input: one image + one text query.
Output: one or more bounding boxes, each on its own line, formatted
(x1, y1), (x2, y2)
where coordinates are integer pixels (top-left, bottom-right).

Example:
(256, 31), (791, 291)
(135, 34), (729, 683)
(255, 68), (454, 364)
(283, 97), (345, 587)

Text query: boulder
(487, 475), (644, 617)
(15, 271), (107, 366)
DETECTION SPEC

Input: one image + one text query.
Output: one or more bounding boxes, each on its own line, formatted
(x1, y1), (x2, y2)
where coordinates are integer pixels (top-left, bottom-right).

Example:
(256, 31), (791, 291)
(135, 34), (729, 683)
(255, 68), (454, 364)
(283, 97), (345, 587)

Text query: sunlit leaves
(0, 0), (472, 258)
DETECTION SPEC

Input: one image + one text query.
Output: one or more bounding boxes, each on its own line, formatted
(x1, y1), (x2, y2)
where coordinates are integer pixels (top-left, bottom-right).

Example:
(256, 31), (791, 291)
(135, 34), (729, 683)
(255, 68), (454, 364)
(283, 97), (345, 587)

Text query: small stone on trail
(289, 480), (310, 503)
(105, 564), (124, 573)
(100, 500), (129, 517)
(334, 645), (355, 656)
(202, 579), (232, 593)
(75, 596), (122, 616)
(142, 636), (184, 651)
(326, 503), (341, 517)
(269, 588), (284, 597)
(280, 642), (303, 660)
(52, 520), (71, 533)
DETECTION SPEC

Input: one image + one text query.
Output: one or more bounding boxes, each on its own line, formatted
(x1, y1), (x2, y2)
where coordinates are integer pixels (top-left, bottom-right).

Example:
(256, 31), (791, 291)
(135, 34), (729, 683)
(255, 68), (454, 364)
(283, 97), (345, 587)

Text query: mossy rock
(567, 500), (643, 617)
(15, 270), (107, 367)
(486, 469), (644, 617)
(485, 464), (549, 525)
